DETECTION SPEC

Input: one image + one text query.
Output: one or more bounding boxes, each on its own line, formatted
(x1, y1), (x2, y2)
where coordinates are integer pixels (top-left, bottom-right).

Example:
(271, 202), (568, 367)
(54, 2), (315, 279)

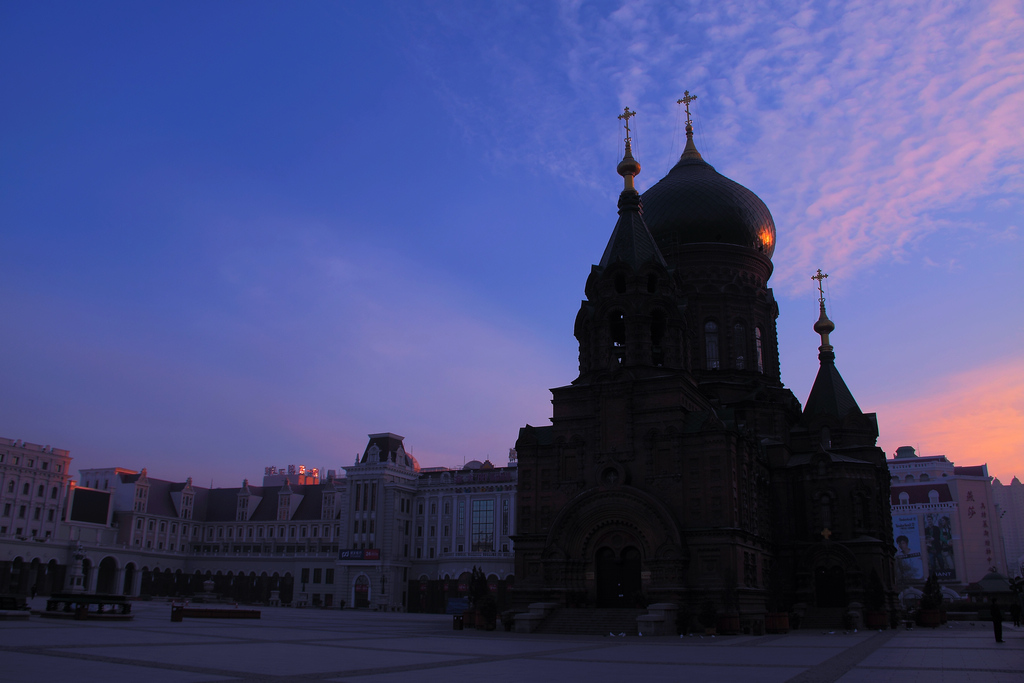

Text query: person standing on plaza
(1011, 601), (1021, 628)
(990, 599), (1004, 643)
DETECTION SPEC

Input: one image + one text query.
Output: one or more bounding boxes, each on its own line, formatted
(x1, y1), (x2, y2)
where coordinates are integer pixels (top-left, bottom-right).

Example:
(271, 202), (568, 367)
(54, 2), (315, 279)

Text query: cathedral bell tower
(514, 96), (895, 630)
(574, 108), (692, 382)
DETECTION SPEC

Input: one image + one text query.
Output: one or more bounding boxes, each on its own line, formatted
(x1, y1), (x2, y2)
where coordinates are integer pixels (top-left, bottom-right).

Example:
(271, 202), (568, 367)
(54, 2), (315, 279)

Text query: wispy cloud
(412, 0), (1024, 291)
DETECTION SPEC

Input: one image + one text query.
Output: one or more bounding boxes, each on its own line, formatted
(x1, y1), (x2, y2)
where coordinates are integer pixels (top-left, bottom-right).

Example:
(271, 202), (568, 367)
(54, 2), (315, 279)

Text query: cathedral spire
(803, 269), (862, 419)
(616, 107), (641, 191)
(677, 91), (703, 162)
(811, 269), (835, 362)
(599, 108), (666, 270)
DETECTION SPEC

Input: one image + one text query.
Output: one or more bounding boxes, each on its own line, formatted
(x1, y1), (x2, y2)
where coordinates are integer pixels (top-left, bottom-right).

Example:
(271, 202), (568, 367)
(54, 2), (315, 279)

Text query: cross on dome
(677, 90), (697, 126)
(617, 107), (637, 144)
(812, 269), (829, 303)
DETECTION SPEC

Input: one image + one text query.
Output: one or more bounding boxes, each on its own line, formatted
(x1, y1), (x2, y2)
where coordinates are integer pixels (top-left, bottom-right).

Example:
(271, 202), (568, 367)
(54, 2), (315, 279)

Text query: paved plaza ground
(2, 599), (1021, 683)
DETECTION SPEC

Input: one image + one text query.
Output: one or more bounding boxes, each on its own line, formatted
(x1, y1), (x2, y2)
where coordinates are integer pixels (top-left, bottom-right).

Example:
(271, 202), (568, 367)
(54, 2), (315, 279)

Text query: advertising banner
(893, 515), (924, 583)
(338, 549), (380, 561)
(924, 513), (956, 580)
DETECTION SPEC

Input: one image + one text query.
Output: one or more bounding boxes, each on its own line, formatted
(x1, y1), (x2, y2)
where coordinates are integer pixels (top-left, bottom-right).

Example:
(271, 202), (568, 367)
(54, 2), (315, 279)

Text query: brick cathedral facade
(513, 118), (894, 624)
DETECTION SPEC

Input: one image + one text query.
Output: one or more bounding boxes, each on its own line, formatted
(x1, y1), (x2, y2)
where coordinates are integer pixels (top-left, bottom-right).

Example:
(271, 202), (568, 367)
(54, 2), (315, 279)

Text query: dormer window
(928, 489), (939, 503)
(899, 492), (910, 504)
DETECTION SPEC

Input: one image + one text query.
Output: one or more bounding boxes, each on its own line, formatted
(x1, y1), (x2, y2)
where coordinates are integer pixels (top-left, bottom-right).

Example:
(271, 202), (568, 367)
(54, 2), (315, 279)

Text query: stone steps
(535, 608), (646, 636)
(799, 607), (847, 630)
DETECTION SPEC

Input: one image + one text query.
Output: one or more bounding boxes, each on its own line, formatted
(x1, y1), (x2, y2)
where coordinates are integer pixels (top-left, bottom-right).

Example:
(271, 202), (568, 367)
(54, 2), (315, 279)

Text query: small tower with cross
(676, 90), (703, 161)
(616, 107), (641, 191)
(812, 269), (835, 354)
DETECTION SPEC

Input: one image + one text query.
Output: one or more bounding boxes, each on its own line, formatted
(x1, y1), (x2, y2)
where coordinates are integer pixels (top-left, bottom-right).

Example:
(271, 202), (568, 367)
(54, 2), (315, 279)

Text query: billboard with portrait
(924, 512), (956, 580)
(893, 515), (924, 583)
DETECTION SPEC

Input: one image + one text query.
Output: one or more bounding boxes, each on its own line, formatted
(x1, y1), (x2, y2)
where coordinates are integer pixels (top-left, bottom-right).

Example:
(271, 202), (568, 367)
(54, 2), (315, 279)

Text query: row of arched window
(607, 309), (669, 366)
(4, 480), (59, 499)
(897, 490), (942, 504)
(704, 321), (765, 372)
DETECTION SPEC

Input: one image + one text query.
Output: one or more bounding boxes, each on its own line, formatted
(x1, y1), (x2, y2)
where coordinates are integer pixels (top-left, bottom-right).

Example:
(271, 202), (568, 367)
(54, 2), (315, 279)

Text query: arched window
(819, 494), (833, 529)
(920, 473), (930, 481)
(705, 321), (720, 369)
(646, 273), (658, 293)
(905, 475), (914, 482)
(650, 310), (666, 367)
(899, 492), (910, 505)
(734, 322), (746, 369)
(609, 312), (626, 364)
(755, 328), (764, 373)
(928, 489), (939, 503)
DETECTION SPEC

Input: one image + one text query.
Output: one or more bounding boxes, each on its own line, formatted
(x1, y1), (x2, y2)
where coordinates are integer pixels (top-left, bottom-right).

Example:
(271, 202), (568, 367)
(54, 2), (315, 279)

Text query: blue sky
(2, 1), (1021, 484)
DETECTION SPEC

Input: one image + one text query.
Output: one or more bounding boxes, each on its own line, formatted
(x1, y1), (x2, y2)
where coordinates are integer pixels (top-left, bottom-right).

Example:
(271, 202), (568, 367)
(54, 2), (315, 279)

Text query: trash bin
(453, 614), (463, 630)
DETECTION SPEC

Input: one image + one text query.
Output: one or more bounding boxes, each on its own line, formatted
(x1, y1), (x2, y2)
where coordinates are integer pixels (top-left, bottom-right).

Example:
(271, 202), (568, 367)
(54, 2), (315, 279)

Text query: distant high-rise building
(992, 476), (1024, 578)
(887, 446), (1008, 597)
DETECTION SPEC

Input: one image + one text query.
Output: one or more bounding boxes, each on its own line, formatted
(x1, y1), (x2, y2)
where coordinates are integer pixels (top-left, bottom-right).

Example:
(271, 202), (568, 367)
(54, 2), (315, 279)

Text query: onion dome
(640, 122), (776, 258)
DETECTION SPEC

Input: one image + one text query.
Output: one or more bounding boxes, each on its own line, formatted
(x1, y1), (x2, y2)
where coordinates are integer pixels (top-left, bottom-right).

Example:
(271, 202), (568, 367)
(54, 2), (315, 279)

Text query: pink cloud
(875, 358), (1024, 482)
(535, 1), (1024, 291)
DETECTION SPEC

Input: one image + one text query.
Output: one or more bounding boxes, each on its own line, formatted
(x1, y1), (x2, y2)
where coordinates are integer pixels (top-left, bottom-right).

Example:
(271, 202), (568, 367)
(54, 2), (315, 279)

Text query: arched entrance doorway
(10, 557), (25, 593)
(47, 560), (62, 596)
(123, 564), (136, 595)
(595, 546), (642, 607)
(96, 557), (118, 594)
(815, 565), (847, 608)
(354, 575), (370, 608)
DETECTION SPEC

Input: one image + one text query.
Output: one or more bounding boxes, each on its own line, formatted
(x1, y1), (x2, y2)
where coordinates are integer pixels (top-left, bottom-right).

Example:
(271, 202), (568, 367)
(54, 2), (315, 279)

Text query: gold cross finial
(617, 107), (636, 144)
(812, 269), (829, 303)
(677, 91), (697, 126)
(821, 528), (832, 540)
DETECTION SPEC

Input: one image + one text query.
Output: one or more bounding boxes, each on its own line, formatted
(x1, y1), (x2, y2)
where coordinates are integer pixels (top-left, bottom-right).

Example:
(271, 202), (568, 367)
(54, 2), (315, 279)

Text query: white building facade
(888, 446), (1008, 600)
(0, 432), (515, 611)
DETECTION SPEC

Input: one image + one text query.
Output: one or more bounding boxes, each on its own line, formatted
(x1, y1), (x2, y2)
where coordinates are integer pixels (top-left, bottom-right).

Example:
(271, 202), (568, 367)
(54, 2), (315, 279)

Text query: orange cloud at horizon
(875, 359), (1024, 482)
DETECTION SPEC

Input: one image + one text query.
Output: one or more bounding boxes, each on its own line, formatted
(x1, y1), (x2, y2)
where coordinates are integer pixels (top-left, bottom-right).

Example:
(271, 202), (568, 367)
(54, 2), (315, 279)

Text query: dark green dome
(640, 155), (776, 259)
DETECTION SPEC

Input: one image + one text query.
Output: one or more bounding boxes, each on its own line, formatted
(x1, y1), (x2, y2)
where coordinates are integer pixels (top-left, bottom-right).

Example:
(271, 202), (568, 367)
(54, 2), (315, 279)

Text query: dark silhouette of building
(513, 112), (893, 627)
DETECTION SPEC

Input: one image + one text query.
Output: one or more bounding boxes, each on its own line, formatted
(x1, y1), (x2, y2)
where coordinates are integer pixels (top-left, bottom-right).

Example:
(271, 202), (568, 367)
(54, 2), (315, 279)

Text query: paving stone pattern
(1, 600), (1021, 683)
